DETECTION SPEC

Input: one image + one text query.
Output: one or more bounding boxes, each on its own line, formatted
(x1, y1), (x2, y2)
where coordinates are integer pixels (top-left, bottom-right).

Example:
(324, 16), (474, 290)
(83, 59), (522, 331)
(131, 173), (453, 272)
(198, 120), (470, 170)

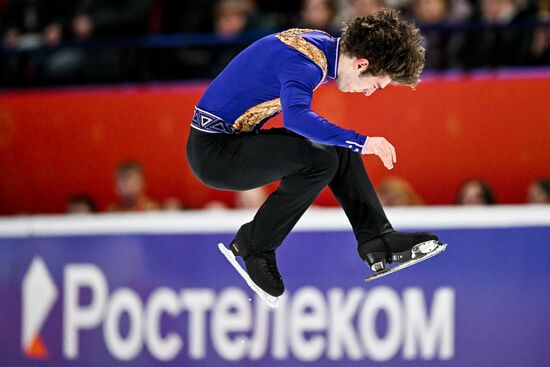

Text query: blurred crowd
(2, 1), (548, 214)
(375, 176), (550, 206)
(1, 0), (549, 86)
(66, 159), (550, 214)
(67, 159), (274, 214)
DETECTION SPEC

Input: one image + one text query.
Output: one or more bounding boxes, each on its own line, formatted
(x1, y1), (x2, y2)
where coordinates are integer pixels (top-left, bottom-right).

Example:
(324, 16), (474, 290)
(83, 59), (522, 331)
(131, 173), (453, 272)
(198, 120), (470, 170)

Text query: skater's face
(336, 55), (392, 96)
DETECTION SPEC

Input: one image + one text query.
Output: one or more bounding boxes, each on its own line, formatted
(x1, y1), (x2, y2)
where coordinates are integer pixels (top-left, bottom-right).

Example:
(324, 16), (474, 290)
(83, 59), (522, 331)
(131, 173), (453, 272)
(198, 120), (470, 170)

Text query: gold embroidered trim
(233, 98), (281, 132)
(275, 28), (328, 83)
(232, 29), (328, 133)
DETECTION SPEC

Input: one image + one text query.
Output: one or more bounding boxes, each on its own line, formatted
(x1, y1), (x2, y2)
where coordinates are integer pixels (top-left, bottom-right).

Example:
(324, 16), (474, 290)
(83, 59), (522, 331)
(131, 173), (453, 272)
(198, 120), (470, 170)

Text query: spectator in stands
(161, 0), (217, 33)
(205, 0), (255, 77)
(67, 194), (98, 213)
(108, 160), (159, 212)
(530, 0), (550, 64)
(42, 0), (151, 83)
(155, 0), (218, 80)
(203, 200), (230, 209)
(64, 0), (151, 39)
(347, 0), (385, 18)
(298, 0), (340, 34)
(461, 0), (536, 69)
(527, 178), (550, 204)
(214, 0), (252, 39)
(207, 0), (275, 76)
(2, 0), (62, 47)
(162, 197), (187, 211)
(167, 0), (274, 80)
(254, 0), (302, 29)
(377, 176), (425, 206)
(456, 179), (496, 205)
(1, 0), (64, 85)
(409, 0), (468, 69)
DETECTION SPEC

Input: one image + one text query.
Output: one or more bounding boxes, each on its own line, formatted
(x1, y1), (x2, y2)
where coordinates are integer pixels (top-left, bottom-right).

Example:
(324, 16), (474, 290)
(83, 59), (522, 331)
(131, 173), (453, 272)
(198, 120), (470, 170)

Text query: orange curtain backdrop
(0, 73), (549, 214)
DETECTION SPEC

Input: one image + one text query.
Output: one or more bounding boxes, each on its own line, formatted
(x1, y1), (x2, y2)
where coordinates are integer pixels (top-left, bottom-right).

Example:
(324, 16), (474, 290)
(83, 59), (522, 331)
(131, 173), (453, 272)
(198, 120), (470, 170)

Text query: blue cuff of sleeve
(345, 134), (367, 153)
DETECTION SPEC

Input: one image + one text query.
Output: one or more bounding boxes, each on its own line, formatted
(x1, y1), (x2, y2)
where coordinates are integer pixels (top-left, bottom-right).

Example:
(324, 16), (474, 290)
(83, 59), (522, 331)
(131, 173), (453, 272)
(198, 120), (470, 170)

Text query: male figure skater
(187, 10), (442, 298)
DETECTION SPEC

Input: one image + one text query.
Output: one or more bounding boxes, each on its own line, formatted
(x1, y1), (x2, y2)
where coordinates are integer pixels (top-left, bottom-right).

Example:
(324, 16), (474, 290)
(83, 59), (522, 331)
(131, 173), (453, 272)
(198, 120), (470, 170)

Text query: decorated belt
(191, 107), (236, 134)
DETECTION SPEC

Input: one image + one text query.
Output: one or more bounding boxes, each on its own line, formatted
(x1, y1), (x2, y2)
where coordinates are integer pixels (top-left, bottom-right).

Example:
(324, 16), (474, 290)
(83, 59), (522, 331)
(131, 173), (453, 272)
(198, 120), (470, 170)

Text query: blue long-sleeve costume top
(192, 29), (367, 152)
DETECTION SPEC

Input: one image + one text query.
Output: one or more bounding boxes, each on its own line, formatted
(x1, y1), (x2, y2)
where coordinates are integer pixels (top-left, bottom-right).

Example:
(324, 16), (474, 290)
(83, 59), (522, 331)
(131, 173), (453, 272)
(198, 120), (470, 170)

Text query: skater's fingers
(383, 146), (394, 169)
(380, 140), (396, 164)
(379, 141), (396, 168)
(388, 142), (397, 163)
(363, 138), (395, 168)
(379, 150), (393, 170)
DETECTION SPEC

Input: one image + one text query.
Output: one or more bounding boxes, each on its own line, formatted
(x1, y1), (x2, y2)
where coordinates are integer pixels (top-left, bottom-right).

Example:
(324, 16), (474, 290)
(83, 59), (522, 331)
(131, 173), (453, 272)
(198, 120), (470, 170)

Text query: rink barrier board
(1, 205), (550, 237)
(0, 206), (549, 366)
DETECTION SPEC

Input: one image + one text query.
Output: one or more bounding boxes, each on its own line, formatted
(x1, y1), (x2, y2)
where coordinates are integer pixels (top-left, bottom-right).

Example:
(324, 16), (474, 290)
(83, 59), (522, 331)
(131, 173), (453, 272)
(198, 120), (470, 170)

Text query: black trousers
(186, 127), (393, 255)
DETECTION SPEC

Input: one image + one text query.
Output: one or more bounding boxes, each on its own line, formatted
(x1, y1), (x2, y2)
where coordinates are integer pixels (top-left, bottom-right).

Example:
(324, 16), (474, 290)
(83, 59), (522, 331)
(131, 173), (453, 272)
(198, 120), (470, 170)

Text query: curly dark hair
(340, 9), (425, 86)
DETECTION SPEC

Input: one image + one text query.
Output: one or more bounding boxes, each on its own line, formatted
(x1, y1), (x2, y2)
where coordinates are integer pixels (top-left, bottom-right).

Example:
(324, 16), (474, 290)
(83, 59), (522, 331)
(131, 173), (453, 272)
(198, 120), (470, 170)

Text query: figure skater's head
(336, 9), (425, 95)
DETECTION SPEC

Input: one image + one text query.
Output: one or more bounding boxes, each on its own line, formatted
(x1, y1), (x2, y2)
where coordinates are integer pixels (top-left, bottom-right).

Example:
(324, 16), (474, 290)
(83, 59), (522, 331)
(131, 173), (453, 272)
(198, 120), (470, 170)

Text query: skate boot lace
(263, 253), (281, 280)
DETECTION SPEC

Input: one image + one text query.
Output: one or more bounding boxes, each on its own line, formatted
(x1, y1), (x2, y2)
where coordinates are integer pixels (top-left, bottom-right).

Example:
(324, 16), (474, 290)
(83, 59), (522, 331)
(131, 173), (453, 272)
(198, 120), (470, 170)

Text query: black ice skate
(218, 241), (284, 308)
(359, 231), (447, 282)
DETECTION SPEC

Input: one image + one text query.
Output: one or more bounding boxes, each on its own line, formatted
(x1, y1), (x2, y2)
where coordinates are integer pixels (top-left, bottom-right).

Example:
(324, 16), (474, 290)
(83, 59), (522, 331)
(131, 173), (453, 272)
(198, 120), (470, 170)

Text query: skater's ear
(354, 58), (369, 72)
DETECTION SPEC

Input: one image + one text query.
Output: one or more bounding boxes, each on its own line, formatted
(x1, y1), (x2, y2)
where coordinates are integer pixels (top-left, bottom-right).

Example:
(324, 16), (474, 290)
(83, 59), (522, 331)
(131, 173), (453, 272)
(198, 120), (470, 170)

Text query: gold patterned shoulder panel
(232, 28), (329, 133)
(275, 28), (329, 83)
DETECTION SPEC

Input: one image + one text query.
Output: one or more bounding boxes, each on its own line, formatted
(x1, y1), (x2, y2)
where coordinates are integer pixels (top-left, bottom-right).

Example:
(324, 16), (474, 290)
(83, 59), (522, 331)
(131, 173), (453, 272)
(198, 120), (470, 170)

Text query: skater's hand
(362, 137), (397, 170)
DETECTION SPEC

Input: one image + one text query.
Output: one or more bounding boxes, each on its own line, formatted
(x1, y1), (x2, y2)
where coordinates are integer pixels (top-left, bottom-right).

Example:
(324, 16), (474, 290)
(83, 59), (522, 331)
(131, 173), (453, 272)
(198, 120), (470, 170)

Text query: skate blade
(365, 241), (447, 282)
(218, 243), (280, 308)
